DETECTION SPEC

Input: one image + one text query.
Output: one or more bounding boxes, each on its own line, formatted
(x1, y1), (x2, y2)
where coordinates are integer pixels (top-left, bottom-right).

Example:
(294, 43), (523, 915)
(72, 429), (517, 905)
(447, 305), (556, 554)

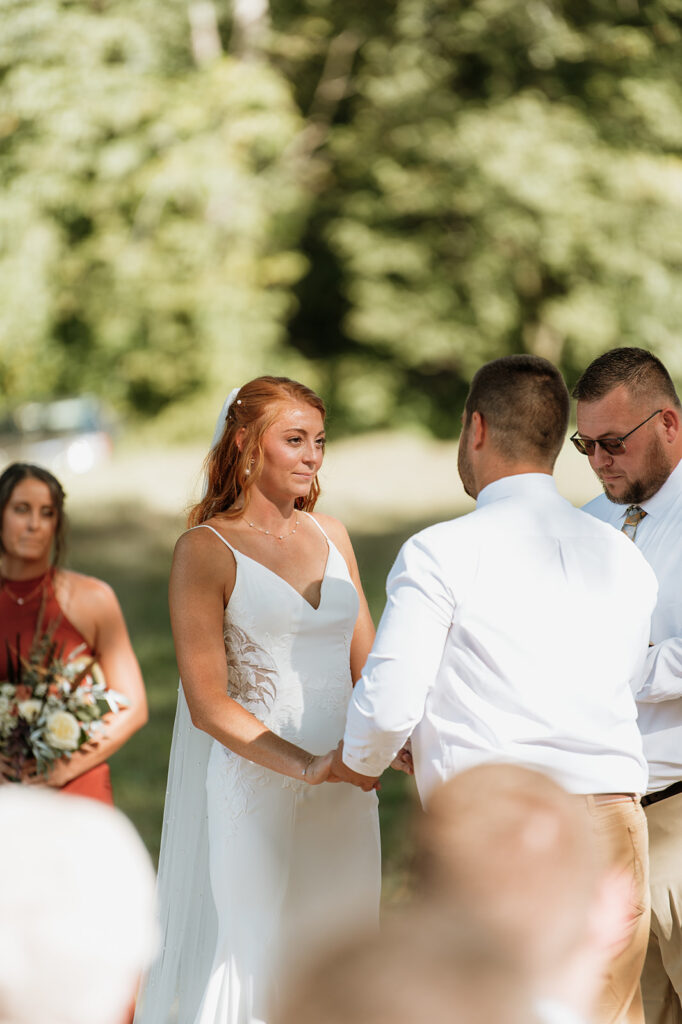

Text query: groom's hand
(390, 740), (414, 776)
(329, 742), (380, 792)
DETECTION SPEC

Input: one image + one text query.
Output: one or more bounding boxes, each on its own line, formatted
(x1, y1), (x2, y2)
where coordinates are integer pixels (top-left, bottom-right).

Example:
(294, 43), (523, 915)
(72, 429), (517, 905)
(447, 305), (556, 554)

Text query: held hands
(300, 743), (381, 790)
(328, 741), (381, 792)
(302, 751), (336, 786)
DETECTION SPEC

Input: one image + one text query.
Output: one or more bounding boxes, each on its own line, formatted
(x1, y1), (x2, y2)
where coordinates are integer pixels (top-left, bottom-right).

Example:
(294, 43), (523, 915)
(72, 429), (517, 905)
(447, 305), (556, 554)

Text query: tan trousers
(642, 792), (682, 1024)
(579, 795), (650, 1024)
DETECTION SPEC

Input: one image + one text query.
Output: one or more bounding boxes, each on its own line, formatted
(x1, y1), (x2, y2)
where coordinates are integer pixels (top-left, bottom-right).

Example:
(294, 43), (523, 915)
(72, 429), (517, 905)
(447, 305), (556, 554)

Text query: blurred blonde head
(416, 764), (602, 970)
(0, 787), (157, 1024)
(278, 909), (537, 1024)
(415, 764), (631, 1017)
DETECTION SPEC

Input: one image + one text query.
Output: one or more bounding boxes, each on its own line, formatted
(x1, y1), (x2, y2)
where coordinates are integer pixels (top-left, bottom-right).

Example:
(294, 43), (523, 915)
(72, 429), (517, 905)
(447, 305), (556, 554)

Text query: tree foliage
(1, 0), (310, 420)
(2, 0), (682, 434)
(285, 0), (682, 432)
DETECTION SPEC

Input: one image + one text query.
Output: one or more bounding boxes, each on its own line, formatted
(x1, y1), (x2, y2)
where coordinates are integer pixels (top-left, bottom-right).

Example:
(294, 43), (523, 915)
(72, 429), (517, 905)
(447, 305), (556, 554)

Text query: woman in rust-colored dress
(0, 462), (148, 802)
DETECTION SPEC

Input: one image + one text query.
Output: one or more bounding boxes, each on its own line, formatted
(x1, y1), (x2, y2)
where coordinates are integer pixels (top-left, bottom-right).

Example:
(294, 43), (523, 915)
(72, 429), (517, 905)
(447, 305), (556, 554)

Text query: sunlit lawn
(68, 504), (433, 903)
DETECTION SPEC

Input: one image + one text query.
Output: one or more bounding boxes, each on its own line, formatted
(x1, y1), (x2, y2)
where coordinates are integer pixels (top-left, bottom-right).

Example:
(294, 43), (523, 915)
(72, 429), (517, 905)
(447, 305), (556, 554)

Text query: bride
(135, 377), (381, 1024)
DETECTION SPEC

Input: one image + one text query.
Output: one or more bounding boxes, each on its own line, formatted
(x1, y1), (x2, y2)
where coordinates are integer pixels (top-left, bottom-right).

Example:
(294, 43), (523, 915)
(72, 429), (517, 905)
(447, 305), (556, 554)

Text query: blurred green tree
(2, 0), (682, 435)
(0, 0), (311, 425)
(283, 0), (682, 434)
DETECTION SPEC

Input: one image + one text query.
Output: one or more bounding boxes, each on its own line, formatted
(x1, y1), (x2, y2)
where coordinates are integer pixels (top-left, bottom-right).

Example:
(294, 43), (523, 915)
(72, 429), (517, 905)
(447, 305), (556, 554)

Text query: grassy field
(63, 431), (598, 903)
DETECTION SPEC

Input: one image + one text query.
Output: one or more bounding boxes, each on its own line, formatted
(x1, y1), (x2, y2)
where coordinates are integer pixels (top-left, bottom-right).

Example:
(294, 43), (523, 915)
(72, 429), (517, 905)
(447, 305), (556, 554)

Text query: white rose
(44, 710), (82, 752)
(17, 699), (43, 724)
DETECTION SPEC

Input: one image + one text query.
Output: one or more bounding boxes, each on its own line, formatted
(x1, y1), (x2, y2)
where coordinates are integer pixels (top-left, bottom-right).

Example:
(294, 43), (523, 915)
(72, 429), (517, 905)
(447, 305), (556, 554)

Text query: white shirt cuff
(342, 744), (396, 778)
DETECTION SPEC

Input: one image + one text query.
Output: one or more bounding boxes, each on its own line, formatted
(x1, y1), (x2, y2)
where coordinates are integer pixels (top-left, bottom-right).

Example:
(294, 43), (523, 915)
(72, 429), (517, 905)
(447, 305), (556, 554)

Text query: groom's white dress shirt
(343, 473), (657, 803)
(583, 459), (682, 793)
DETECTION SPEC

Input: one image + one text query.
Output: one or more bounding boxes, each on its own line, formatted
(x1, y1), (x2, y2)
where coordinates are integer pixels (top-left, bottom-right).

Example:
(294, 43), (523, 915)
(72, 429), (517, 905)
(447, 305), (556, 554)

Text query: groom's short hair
(464, 354), (569, 465)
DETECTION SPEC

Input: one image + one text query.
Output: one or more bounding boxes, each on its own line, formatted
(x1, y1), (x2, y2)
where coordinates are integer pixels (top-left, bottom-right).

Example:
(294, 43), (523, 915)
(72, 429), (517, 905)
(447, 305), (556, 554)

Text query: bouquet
(0, 622), (129, 781)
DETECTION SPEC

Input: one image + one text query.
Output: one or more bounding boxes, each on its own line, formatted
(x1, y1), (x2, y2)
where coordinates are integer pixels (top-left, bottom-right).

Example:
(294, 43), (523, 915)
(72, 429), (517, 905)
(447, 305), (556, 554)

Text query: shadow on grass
(69, 505), (444, 903)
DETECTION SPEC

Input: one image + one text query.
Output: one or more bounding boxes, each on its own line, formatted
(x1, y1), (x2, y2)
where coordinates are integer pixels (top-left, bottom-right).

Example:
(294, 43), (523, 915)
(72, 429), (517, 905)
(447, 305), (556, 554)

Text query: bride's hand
(302, 751), (335, 786)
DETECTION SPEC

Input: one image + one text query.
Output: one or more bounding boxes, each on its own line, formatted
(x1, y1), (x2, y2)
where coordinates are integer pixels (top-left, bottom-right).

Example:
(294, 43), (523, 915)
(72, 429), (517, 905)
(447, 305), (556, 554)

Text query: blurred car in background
(0, 396), (114, 475)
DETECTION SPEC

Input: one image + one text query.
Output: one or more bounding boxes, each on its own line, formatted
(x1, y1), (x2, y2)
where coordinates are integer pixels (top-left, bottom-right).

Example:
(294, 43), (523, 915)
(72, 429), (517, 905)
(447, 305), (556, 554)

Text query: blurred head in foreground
(278, 910), (538, 1024)
(416, 764), (632, 1020)
(0, 787), (157, 1024)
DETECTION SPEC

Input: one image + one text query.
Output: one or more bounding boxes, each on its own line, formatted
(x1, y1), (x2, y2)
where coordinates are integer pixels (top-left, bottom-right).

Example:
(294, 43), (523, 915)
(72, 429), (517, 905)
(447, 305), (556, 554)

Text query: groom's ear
(470, 411), (487, 450)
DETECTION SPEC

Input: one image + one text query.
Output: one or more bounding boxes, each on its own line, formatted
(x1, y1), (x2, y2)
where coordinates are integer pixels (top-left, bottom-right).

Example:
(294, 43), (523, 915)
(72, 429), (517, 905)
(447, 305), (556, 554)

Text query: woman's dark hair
(188, 376), (326, 527)
(0, 463), (67, 566)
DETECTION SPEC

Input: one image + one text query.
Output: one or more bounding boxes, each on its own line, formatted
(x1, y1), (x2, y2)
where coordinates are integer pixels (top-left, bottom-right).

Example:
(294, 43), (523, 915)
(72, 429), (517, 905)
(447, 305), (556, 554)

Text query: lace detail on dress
(223, 621), (278, 711)
(213, 746), (307, 838)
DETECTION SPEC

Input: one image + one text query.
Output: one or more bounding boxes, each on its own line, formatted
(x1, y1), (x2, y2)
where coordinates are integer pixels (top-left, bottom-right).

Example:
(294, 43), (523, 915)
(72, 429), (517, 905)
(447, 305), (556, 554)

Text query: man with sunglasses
(573, 347), (682, 1024)
(333, 354), (658, 1024)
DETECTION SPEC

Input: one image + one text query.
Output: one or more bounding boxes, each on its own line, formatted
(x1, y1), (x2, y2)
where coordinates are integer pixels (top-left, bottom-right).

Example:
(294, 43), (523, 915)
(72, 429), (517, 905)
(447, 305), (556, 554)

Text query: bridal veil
(133, 391), (238, 1024)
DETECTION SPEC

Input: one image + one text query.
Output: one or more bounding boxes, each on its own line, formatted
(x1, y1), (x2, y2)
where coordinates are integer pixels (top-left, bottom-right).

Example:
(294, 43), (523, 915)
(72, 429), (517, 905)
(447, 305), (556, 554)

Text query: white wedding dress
(136, 513), (381, 1024)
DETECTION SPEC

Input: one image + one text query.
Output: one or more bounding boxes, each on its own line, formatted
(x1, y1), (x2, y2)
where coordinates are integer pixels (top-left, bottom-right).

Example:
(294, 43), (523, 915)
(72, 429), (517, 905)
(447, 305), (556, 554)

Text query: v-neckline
(230, 543), (331, 611)
(196, 519), (334, 611)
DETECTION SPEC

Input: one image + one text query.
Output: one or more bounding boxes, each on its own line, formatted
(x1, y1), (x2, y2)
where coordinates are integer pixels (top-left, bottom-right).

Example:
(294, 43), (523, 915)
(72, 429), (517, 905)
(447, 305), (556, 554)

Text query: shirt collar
(612, 457), (682, 523)
(476, 472), (558, 509)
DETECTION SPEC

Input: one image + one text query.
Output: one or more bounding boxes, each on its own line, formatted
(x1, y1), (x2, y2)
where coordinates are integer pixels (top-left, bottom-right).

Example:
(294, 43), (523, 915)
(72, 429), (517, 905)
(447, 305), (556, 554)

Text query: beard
(602, 435), (672, 504)
(457, 426), (477, 499)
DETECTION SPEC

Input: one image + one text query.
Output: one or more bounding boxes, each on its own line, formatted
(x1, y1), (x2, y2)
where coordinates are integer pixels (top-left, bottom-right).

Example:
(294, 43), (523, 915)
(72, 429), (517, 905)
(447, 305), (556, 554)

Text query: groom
(331, 354), (658, 1024)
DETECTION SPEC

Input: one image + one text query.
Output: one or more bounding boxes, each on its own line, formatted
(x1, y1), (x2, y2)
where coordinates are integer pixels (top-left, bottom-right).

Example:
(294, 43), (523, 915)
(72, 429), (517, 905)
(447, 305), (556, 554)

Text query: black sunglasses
(570, 409), (662, 456)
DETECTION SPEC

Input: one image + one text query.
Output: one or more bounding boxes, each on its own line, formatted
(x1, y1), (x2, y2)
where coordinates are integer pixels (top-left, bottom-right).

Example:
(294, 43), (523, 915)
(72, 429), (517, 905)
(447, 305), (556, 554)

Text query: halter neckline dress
(0, 570), (113, 804)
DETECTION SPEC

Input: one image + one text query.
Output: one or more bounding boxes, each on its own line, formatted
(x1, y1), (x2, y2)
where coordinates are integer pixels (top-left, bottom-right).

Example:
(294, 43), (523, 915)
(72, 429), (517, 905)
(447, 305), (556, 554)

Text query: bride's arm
(170, 529), (331, 785)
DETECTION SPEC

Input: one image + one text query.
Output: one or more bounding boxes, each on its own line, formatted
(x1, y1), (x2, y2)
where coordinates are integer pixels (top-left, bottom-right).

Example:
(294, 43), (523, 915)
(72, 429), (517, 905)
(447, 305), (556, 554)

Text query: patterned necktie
(621, 505), (647, 542)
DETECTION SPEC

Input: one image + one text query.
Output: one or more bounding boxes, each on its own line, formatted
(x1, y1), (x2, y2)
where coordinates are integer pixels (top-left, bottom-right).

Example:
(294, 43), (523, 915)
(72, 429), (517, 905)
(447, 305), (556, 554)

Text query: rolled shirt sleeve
(342, 535), (455, 777)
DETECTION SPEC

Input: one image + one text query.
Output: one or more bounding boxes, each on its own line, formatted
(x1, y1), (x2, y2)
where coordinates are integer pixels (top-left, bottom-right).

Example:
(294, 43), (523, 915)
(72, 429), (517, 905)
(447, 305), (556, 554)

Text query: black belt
(641, 780), (682, 808)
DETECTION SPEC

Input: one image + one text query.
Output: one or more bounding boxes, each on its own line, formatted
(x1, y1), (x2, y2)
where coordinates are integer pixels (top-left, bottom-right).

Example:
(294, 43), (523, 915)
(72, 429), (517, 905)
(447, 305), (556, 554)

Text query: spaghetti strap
(302, 511), (332, 544)
(191, 523), (236, 553)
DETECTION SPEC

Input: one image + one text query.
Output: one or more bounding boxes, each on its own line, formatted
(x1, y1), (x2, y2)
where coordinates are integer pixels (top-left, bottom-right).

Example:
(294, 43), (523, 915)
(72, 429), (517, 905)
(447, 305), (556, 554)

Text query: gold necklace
(1, 570), (51, 606)
(247, 516), (299, 541)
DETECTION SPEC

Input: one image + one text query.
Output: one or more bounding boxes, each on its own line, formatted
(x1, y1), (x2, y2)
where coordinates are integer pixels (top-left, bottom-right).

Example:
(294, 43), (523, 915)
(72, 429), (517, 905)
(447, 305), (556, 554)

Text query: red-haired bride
(135, 377), (381, 1024)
